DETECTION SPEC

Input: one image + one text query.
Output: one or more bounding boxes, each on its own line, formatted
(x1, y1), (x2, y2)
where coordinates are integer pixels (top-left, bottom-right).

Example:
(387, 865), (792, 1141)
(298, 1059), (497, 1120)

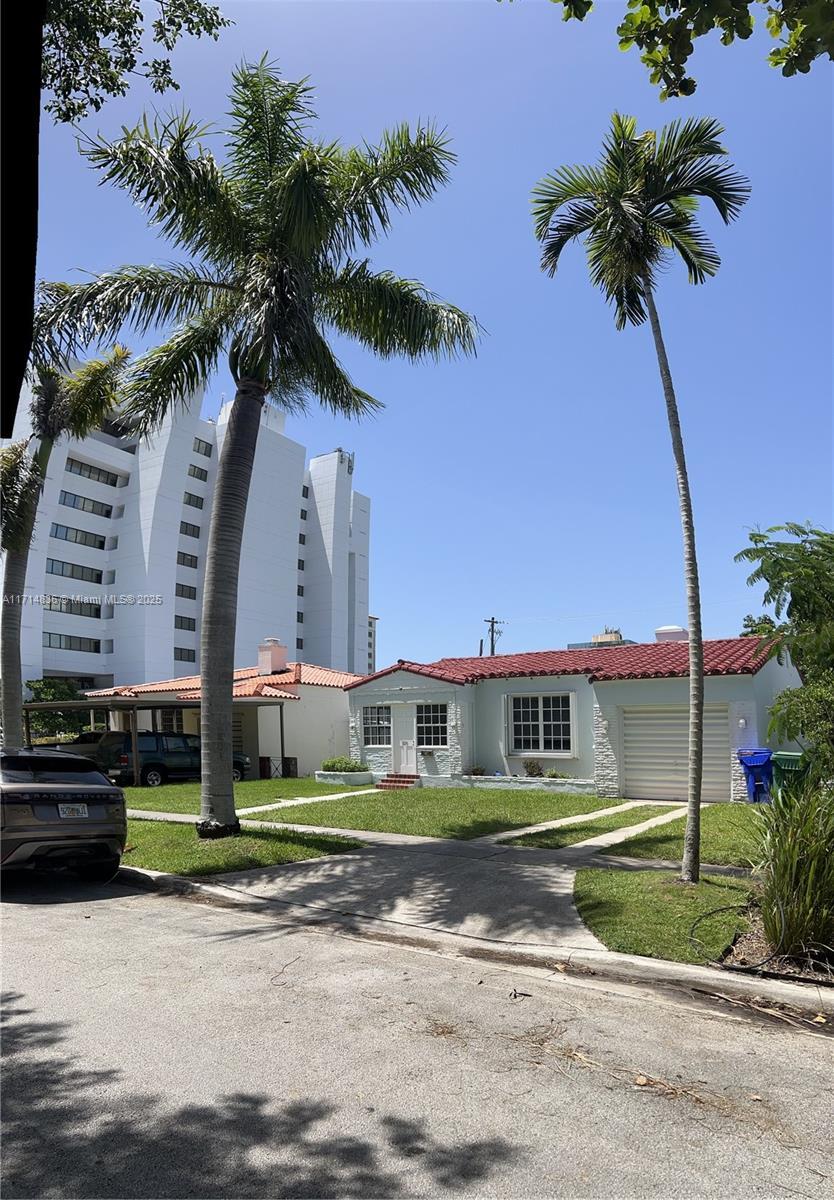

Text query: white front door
(397, 737), (417, 774)
(393, 706), (417, 773)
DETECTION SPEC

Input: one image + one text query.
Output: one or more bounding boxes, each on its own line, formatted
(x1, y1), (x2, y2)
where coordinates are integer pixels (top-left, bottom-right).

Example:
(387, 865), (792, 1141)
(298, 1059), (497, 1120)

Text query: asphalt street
(2, 872), (832, 1199)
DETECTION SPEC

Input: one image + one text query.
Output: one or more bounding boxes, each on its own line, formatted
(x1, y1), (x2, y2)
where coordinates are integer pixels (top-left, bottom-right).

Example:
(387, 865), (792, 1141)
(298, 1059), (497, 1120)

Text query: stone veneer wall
(592, 704), (621, 799)
(417, 697), (464, 777)
(729, 699), (758, 803)
(349, 707), (392, 774)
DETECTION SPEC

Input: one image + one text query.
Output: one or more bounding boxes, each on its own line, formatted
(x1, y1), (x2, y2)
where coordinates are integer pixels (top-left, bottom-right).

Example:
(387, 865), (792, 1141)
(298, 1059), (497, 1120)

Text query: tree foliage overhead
(735, 522), (834, 673)
(43, 0), (231, 122)
(740, 612), (777, 637)
(507, 1), (834, 98)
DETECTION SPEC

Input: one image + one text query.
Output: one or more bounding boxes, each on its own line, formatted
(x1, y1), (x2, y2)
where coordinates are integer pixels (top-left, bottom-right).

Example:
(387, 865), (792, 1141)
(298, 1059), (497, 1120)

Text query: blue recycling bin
(737, 747), (773, 803)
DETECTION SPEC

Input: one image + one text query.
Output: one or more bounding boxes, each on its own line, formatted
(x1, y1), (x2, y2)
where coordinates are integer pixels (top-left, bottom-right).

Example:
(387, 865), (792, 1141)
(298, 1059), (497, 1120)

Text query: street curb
(117, 866), (834, 1016)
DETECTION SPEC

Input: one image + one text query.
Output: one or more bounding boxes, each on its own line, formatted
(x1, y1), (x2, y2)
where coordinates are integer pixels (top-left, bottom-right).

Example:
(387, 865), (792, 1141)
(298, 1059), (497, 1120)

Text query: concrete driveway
(3, 873), (833, 1199)
(125, 802), (693, 954)
(204, 836), (606, 951)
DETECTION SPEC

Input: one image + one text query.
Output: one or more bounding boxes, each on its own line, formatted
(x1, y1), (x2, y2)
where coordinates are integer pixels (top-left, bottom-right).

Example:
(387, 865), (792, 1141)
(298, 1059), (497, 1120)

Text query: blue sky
(38, 0), (832, 668)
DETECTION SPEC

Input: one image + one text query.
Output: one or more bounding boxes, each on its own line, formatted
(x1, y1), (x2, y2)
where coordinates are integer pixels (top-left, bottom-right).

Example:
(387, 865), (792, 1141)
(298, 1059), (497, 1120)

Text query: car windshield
(1, 757), (111, 785)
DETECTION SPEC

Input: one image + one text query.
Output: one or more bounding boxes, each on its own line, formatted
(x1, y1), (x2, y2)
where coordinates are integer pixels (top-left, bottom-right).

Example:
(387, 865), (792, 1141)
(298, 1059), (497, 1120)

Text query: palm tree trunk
(1, 550), (30, 746)
(1, 437), (52, 747)
(643, 277), (705, 884)
(196, 377), (265, 838)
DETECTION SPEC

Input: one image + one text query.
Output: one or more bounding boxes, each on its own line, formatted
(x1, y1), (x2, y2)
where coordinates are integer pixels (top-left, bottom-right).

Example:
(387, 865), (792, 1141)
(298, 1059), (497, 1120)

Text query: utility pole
(483, 616), (505, 656)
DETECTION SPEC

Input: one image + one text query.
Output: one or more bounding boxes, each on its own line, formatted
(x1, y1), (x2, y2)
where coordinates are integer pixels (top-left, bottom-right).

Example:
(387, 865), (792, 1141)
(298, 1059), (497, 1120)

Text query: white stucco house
(345, 630), (801, 802)
(87, 639), (360, 778)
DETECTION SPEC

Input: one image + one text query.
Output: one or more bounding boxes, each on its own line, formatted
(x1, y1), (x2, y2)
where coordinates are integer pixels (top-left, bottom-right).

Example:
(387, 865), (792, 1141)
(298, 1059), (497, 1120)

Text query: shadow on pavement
(1, 991), (518, 1199)
(0, 870), (145, 907)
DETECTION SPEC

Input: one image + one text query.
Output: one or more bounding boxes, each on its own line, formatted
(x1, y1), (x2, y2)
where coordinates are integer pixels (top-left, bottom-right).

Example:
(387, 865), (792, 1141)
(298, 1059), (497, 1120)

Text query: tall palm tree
(37, 59), (478, 837)
(532, 114), (749, 883)
(0, 349), (130, 746)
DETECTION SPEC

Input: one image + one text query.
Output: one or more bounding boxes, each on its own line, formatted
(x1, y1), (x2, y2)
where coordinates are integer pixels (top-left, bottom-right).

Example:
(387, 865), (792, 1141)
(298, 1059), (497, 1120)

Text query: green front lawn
(122, 818), (361, 876)
(574, 868), (753, 964)
(124, 777), (370, 815)
(602, 802), (760, 867)
(252, 788), (614, 839)
(509, 805), (668, 850)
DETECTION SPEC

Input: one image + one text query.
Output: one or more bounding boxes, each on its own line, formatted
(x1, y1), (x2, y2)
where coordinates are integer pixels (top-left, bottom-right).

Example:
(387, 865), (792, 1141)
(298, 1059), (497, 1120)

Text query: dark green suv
(97, 732), (251, 787)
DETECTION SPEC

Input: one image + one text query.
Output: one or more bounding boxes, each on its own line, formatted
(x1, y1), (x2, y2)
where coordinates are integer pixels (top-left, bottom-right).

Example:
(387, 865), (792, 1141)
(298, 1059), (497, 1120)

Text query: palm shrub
(753, 780), (834, 963)
(532, 114), (749, 882)
(37, 59), (477, 836)
(0, 350), (130, 745)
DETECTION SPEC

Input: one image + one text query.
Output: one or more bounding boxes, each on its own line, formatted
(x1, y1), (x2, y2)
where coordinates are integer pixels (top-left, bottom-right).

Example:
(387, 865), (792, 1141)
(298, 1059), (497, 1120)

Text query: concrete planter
(315, 770), (374, 786)
(420, 774), (598, 794)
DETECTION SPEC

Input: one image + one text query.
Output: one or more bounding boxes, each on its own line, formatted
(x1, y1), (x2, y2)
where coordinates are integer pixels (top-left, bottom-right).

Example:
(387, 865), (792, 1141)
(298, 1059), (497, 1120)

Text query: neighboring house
(87, 639), (361, 777)
(345, 629), (801, 802)
(6, 385), (371, 688)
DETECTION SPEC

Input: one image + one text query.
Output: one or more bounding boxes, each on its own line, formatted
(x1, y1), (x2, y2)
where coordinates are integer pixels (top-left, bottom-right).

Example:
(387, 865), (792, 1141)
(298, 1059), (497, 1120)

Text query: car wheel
(75, 857), (121, 885)
(141, 766), (166, 787)
(232, 766), (243, 783)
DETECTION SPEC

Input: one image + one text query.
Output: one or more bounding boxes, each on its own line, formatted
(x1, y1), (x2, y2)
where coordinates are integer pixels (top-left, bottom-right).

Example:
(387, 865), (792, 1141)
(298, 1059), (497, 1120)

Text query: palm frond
(36, 266), (241, 356)
(539, 200), (599, 275)
(318, 259), (479, 360)
(80, 113), (249, 266)
(121, 304), (237, 433)
(264, 143), (342, 256)
(533, 110), (748, 328)
(333, 123), (455, 249)
(655, 158), (751, 224)
(29, 365), (69, 441)
(531, 166), (606, 241)
(274, 326), (382, 420)
(654, 116), (727, 172)
(226, 58), (315, 189)
(63, 347), (132, 438)
(651, 212), (720, 284)
(0, 441), (42, 552)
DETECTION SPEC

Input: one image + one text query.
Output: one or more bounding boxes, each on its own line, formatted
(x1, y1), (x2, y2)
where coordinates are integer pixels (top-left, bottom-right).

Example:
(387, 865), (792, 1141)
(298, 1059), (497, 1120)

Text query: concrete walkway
(125, 802), (700, 954)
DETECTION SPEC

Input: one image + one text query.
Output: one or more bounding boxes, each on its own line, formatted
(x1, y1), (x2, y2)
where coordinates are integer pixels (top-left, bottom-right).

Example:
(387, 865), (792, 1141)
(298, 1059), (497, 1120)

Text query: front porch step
(376, 774), (420, 791)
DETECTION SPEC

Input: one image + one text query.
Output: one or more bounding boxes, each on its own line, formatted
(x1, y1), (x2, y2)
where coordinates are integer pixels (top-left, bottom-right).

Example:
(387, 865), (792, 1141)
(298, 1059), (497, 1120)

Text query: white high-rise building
(5, 391), (372, 690)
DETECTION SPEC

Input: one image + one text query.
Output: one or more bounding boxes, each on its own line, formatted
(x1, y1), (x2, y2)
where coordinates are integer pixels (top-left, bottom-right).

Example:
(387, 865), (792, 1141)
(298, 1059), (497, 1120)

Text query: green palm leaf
(318, 260), (479, 359)
(0, 442), (42, 553)
(532, 111), (749, 326)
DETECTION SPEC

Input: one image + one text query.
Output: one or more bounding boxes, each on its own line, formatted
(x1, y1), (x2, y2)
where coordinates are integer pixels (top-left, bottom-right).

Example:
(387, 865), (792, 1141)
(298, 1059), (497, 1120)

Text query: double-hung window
(362, 705), (391, 746)
(416, 704), (447, 747)
(510, 693), (573, 754)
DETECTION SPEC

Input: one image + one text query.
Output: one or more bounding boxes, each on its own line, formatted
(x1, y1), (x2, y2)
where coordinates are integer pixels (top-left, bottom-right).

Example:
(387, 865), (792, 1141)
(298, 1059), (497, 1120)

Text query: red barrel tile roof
(345, 637), (771, 689)
(87, 661), (362, 699)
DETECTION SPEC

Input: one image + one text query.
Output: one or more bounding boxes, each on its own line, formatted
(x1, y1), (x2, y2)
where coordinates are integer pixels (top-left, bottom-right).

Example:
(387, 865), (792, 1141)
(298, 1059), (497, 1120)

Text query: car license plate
(58, 803), (88, 819)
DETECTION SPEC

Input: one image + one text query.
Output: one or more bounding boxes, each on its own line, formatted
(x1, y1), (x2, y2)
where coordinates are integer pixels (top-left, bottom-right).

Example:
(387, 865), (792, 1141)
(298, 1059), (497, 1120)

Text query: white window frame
(508, 691), (576, 757)
(362, 704), (392, 747)
(416, 703), (448, 749)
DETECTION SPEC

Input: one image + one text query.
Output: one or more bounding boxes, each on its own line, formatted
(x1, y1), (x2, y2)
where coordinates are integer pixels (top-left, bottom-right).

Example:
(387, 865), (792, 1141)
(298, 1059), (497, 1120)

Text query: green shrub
(523, 759), (543, 777)
(545, 768), (568, 779)
(753, 780), (834, 961)
(320, 757), (366, 773)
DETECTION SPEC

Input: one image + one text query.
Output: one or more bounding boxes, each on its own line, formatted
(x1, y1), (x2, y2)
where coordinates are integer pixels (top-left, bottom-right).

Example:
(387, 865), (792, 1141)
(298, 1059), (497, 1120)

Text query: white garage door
(623, 704), (731, 802)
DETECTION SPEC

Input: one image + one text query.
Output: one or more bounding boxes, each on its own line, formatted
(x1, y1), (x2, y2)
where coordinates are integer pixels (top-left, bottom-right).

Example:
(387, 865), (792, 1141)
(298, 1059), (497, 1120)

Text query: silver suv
(1, 749), (127, 884)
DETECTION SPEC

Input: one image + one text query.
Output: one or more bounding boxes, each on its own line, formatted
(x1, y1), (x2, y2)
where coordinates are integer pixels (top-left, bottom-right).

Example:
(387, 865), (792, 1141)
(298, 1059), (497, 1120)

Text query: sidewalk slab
(120, 865), (834, 1017)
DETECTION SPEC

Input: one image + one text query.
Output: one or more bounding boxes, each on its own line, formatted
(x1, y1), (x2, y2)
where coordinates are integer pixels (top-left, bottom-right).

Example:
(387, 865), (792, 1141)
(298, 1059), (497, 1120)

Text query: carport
(20, 695), (292, 787)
